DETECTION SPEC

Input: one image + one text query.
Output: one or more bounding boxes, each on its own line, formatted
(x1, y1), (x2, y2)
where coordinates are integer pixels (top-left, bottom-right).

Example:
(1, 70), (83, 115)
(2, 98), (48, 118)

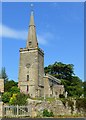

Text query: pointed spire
(26, 5), (38, 49)
(29, 11), (35, 26)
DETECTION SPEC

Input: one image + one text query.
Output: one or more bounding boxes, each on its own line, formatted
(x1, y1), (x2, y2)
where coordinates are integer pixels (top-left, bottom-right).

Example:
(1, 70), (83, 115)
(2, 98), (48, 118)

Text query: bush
(76, 98), (86, 112)
(10, 86), (20, 95)
(9, 93), (28, 105)
(2, 92), (11, 103)
(5, 80), (18, 92)
(43, 109), (54, 117)
(49, 111), (54, 117)
(9, 94), (17, 105)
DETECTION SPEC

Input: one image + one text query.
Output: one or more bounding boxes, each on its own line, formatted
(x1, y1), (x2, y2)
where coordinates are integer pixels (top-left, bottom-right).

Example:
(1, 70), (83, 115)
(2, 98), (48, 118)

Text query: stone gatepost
(0, 102), (3, 118)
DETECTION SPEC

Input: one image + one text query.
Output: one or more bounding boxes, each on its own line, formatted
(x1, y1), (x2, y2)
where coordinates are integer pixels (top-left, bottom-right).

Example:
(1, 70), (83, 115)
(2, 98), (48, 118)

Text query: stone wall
(18, 48), (44, 98)
(27, 98), (85, 117)
(0, 79), (4, 93)
(44, 76), (64, 98)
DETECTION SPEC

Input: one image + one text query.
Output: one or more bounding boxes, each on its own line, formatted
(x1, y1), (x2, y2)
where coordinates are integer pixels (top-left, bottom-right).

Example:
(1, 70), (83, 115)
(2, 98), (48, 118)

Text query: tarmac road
(1, 118), (86, 120)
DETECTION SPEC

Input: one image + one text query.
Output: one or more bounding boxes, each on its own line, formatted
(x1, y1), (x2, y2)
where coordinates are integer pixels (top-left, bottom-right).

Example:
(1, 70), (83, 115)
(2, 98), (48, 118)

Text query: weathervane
(30, 3), (34, 12)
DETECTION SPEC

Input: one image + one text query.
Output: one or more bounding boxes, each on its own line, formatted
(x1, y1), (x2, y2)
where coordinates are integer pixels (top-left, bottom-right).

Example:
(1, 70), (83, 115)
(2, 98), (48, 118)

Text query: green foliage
(1, 70), (28, 105)
(9, 94), (17, 105)
(44, 62), (74, 80)
(2, 89), (28, 105)
(49, 111), (54, 117)
(61, 98), (74, 114)
(43, 109), (54, 117)
(67, 99), (74, 114)
(2, 92), (11, 103)
(60, 98), (67, 107)
(76, 98), (86, 112)
(83, 81), (86, 97)
(44, 61), (83, 98)
(62, 76), (83, 97)
(9, 93), (28, 105)
(4, 80), (18, 92)
(10, 86), (20, 95)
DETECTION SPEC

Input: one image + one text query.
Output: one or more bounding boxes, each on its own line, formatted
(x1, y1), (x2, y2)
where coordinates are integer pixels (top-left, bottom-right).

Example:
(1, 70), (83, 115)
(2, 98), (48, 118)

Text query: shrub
(43, 109), (54, 117)
(10, 86), (20, 95)
(9, 94), (17, 105)
(49, 111), (54, 117)
(2, 92), (11, 103)
(76, 98), (86, 112)
(9, 93), (28, 105)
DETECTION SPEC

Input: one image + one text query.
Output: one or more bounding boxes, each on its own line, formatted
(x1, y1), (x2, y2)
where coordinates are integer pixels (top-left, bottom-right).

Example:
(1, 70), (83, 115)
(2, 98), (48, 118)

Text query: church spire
(26, 8), (38, 49)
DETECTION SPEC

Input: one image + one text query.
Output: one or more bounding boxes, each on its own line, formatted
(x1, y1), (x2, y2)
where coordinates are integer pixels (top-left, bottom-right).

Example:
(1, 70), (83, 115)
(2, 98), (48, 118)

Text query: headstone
(65, 91), (68, 98)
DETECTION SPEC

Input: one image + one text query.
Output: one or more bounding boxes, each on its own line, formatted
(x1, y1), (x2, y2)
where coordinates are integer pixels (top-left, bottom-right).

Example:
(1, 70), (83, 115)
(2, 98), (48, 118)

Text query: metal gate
(3, 105), (32, 117)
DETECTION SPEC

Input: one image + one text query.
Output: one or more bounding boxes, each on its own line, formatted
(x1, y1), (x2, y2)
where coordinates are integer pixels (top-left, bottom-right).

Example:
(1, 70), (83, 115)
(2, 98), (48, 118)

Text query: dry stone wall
(27, 98), (85, 117)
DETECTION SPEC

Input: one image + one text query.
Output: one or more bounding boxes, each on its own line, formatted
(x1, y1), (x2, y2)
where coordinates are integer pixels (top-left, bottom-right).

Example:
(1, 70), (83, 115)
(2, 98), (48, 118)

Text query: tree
(61, 76), (83, 97)
(0, 67), (8, 83)
(44, 62), (74, 81)
(9, 93), (28, 105)
(10, 86), (20, 95)
(83, 81), (86, 97)
(4, 80), (18, 92)
(44, 61), (83, 97)
(2, 92), (11, 103)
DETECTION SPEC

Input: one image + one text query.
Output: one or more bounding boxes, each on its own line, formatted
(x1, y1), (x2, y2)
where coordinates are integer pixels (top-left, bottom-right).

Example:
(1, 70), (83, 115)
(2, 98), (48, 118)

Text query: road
(1, 118), (86, 120)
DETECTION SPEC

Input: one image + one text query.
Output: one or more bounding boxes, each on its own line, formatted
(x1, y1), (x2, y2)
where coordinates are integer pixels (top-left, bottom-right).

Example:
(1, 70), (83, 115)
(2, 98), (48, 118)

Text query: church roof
(44, 74), (61, 84)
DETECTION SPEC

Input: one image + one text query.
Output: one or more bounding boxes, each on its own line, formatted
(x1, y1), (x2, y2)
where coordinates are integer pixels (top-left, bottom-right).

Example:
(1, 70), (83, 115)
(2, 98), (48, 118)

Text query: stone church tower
(18, 11), (44, 98)
(18, 10), (65, 99)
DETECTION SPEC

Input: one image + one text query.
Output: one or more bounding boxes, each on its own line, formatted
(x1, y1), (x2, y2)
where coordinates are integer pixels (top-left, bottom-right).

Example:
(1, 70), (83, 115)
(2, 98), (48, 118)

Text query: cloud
(37, 32), (54, 45)
(37, 35), (47, 45)
(0, 24), (48, 45)
(0, 24), (27, 40)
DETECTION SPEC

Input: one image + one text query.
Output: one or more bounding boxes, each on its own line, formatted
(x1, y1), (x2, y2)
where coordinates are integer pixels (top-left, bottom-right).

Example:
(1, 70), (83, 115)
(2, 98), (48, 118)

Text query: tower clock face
(26, 63), (30, 68)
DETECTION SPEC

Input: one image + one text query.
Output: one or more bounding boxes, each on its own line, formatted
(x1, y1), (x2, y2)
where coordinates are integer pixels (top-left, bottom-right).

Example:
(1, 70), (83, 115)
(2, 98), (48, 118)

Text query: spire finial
(31, 3), (34, 13)
(29, 4), (35, 26)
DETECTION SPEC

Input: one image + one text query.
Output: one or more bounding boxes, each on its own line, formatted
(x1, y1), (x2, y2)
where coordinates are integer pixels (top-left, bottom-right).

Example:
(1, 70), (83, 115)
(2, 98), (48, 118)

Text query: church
(18, 10), (64, 98)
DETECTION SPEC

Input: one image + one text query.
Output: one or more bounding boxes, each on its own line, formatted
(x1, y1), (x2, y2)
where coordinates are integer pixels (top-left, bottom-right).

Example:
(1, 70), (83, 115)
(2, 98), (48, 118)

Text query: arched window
(27, 75), (29, 81)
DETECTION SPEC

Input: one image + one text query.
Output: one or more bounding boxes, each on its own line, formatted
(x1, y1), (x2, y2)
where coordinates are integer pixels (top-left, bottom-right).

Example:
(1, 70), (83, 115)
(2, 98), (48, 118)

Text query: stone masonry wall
(0, 79), (4, 93)
(27, 99), (85, 117)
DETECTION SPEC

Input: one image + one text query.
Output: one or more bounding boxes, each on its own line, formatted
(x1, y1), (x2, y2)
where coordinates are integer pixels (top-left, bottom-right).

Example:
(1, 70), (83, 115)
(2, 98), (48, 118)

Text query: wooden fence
(3, 105), (32, 117)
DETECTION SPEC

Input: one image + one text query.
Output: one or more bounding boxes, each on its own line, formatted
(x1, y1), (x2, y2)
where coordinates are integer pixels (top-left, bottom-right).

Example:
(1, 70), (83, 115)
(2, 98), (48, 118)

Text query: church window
(27, 75), (29, 81)
(26, 63), (30, 68)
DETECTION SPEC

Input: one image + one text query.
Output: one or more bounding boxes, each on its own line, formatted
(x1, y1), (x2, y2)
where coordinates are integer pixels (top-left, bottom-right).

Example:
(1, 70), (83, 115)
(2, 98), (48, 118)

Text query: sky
(1, 2), (84, 81)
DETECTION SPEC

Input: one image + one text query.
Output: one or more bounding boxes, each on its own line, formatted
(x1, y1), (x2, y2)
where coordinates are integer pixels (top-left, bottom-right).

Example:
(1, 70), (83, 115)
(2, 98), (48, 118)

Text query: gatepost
(0, 101), (3, 118)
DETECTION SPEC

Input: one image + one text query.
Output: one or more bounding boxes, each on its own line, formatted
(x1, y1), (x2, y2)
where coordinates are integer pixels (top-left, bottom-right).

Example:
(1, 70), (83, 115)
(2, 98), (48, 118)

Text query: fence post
(0, 102), (3, 118)
(17, 105), (18, 117)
